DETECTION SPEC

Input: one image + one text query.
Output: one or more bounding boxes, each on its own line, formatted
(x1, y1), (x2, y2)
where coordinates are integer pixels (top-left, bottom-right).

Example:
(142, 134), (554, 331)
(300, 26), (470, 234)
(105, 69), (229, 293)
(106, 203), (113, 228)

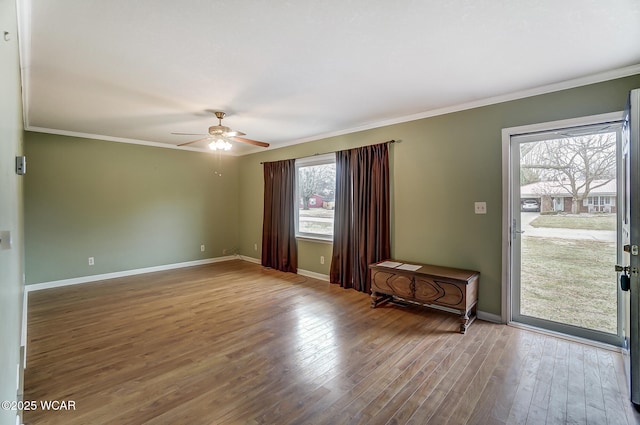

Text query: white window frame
(295, 153), (336, 242)
(586, 195), (614, 206)
(501, 111), (623, 325)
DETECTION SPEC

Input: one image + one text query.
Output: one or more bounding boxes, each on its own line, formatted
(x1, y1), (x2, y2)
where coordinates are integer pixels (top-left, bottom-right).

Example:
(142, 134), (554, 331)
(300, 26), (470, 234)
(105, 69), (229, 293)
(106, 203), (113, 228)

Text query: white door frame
(501, 111), (624, 325)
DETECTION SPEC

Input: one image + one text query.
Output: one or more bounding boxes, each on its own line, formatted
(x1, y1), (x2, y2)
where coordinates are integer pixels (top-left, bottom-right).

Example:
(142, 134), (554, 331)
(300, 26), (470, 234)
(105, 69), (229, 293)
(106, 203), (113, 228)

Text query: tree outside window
(521, 132), (616, 214)
(295, 155), (336, 239)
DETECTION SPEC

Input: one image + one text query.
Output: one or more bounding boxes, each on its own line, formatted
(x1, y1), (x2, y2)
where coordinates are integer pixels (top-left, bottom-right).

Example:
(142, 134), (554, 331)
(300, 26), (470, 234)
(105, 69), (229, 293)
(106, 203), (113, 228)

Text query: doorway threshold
(507, 320), (623, 353)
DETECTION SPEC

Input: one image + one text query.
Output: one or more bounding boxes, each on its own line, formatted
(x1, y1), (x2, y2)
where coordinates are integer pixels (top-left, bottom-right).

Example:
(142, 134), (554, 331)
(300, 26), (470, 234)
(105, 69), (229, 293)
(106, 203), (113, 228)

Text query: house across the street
(520, 179), (616, 213)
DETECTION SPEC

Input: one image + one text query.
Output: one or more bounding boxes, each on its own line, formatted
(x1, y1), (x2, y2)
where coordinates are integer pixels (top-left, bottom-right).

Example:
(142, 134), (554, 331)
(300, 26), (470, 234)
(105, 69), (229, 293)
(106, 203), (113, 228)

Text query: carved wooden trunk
(369, 260), (480, 334)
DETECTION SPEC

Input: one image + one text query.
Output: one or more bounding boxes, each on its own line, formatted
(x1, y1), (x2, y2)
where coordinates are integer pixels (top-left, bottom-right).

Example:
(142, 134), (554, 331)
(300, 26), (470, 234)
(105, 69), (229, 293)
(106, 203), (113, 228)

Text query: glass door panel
(511, 122), (623, 346)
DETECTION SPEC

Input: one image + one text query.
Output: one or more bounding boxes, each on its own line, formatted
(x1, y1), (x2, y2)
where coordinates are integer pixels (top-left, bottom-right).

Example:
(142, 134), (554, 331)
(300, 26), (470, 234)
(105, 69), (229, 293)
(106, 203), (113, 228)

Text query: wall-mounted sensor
(15, 156), (26, 175)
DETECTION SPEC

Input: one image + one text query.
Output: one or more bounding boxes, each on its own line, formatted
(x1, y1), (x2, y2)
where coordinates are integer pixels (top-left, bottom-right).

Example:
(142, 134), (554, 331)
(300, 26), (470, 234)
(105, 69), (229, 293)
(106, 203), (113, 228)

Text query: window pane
(297, 163), (335, 237)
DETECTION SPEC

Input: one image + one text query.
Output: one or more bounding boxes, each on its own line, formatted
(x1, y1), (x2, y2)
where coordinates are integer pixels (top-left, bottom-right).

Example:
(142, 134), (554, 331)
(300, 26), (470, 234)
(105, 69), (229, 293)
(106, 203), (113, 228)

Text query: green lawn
(298, 208), (334, 235)
(529, 213), (616, 230)
(520, 236), (617, 333)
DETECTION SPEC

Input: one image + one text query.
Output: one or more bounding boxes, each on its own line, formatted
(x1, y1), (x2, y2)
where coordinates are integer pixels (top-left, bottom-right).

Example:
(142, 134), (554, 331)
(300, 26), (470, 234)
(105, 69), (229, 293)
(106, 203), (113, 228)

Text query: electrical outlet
(88, 257), (95, 266)
(201, 244), (205, 252)
(254, 243), (258, 251)
(320, 256), (325, 265)
(474, 202), (487, 214)
(223, 248), (227, 255)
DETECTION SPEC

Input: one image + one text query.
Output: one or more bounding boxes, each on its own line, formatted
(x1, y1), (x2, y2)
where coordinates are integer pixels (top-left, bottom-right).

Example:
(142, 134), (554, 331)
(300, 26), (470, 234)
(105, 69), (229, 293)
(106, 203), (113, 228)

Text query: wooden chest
(369, 260), (480, 334)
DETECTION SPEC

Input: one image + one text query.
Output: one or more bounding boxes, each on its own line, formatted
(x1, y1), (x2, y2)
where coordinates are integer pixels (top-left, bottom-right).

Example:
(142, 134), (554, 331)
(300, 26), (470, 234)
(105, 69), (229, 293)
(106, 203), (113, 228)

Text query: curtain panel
(330, 142), (391, 293)
(262, 159), (298, 273)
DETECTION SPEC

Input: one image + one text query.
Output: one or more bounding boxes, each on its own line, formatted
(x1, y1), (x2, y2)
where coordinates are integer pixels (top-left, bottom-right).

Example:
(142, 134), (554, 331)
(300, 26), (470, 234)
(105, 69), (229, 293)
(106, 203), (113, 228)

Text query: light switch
(15, 156), (26, 175)
(474, 202), (487, 214)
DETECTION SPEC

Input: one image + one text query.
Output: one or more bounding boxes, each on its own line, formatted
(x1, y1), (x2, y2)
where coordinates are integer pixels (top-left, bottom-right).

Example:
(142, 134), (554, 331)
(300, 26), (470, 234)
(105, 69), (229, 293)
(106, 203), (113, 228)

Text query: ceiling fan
(174, 111), (270, 151)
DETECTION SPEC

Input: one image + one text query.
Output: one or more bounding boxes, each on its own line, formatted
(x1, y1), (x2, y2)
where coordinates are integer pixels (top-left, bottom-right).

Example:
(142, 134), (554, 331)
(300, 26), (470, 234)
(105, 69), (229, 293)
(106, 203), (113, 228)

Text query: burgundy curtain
(262, 159), (297, 273)
(330, 142), (391, 293)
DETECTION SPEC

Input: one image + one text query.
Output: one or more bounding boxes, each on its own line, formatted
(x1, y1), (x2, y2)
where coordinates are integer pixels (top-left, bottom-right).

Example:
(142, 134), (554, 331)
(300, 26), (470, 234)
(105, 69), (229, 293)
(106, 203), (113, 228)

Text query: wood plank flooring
(23, 260), (640, 424)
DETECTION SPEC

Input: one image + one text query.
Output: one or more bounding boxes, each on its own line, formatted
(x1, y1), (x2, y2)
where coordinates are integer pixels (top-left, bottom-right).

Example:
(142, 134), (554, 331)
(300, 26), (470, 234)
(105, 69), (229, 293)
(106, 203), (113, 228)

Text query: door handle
(512, 219), (524, 239)
(615, 265), (629, 273)
(616, 265), (639, 276)
(511, 228), (524, 240)
(616, 265), (632, 291)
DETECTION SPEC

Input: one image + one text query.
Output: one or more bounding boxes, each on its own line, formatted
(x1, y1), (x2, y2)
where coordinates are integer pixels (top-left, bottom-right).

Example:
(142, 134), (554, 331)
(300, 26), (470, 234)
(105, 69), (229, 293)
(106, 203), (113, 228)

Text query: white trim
(501, 126), (513, 325)
(24, 126), (241, 155)
(239, 255), (260, 264)
(295, 152), (335, 166)
(507, 321), (623, 353)
(296, 236), (333, 244)
(501, 111), (624, 140)
(297, 268), (330, 282)
(25, 256), (238, 292)
(237, 255), (330, 281)
(501, 111), (624, 326)
(21, 290), (28, 368)
(17, 0), (32, 131)
(21, 290), (27, 346)
(295, 154), (336, 241)
(477, 311), (503, 324)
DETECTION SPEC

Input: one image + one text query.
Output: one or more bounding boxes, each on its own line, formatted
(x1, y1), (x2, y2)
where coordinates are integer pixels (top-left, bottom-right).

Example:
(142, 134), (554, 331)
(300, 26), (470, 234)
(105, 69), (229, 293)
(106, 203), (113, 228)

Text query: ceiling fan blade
(173, 111), (264, 148)
(232, 136), (270, 148)
(178, 137), (210, 147)
(225, 130), (246, 137)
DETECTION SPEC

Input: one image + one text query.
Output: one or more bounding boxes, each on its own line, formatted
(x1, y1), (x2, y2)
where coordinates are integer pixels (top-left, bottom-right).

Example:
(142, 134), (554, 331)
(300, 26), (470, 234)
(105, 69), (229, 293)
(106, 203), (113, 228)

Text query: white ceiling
(18, 0), (640, 155)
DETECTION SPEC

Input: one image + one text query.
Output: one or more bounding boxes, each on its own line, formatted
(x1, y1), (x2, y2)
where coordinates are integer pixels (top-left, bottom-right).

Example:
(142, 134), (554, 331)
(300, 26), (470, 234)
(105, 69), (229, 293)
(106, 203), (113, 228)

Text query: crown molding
(24, 126), (243, 155)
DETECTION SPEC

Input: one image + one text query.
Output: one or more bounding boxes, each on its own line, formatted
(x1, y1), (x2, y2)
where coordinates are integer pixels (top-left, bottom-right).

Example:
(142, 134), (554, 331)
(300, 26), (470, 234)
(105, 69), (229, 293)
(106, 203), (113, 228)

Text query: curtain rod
(260, 139), (396, 164)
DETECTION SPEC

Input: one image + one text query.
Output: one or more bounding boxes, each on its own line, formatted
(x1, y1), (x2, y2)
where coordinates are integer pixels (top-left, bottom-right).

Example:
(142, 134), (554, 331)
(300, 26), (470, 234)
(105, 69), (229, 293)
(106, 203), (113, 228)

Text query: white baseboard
(21, 290), (28, 368)
(25, 256), (239, 292)
(25, 255), (335, 292)
(477, 310), (503, 324)
(239, 255), (260, 264)
(297, 268), (330, 282)
(239, 255), (330, 282)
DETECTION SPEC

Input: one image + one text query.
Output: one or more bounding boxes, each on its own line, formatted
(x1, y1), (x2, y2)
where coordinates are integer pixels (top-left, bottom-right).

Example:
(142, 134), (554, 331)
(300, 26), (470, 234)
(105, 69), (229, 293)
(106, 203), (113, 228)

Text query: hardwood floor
(23, 260), (640, 425)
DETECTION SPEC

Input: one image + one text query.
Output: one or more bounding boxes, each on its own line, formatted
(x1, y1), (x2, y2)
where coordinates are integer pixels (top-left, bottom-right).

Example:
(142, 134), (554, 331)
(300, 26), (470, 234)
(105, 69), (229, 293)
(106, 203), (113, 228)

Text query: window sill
(296, 235), (333, 244)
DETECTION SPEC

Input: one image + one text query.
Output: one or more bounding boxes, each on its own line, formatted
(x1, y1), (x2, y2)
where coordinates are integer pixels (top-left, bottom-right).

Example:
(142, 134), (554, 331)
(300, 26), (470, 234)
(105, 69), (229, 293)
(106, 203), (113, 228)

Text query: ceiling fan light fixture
(177, 110), (269, 149)
(209, 138), (232, 151)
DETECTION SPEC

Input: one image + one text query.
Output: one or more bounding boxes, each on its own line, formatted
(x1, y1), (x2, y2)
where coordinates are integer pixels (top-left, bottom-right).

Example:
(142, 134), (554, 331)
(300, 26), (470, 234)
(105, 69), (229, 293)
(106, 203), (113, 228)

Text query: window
(585, 196), (614, 206)
(295, 153), (336, 241)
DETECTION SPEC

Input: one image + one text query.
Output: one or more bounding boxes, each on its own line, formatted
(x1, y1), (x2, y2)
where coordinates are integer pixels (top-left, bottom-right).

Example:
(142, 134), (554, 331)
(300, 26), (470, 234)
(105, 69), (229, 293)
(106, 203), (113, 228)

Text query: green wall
(238, 74), (640, 316)
(24, 134), (240, 284)
(0, 0), (25, 423)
